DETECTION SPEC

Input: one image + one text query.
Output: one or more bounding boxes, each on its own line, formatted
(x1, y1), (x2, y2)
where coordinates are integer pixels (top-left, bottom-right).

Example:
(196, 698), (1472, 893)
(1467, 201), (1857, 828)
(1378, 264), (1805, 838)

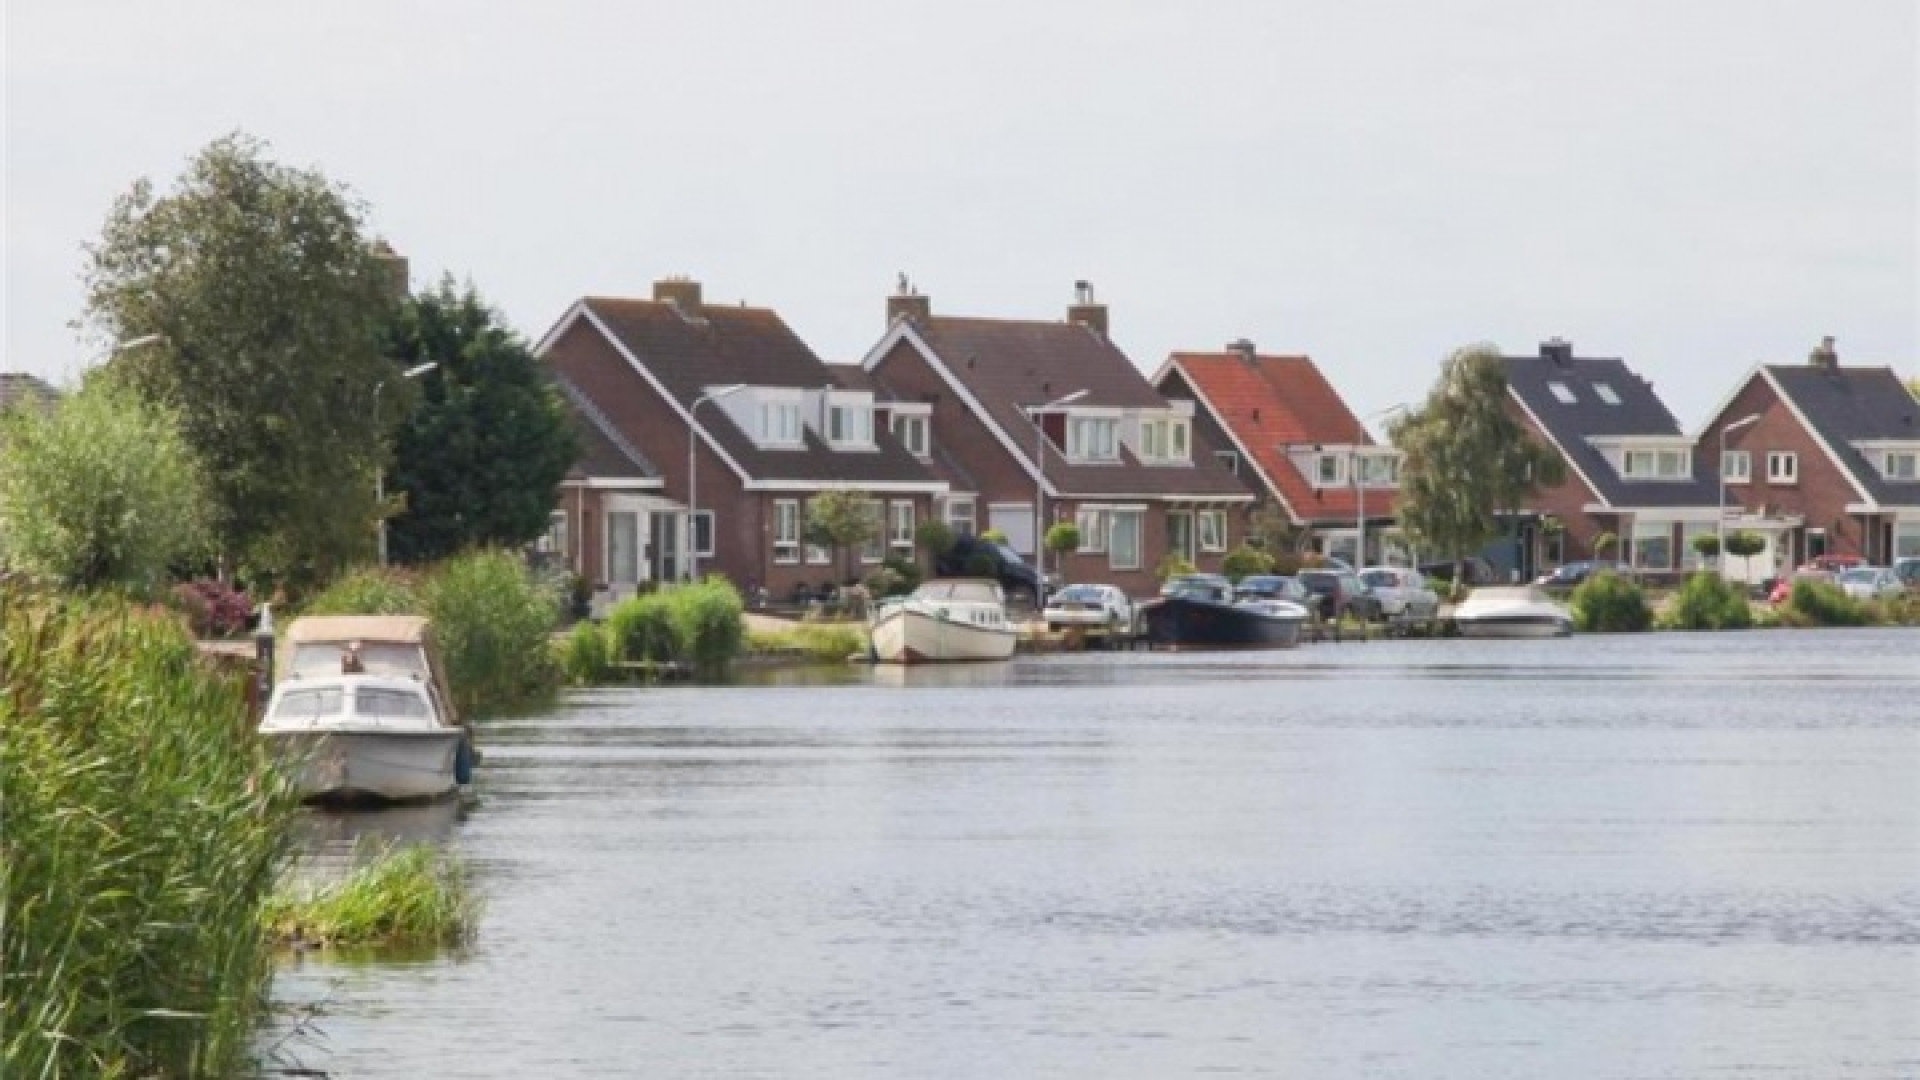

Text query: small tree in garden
(1725, 530), (1766, 580)
(1221, 543), (1274, 582)
(805, 490), (879, 586)
(914, 519), (956, 567)
(1691, 533), (1721, 568)
(1043, 522), (1081, 578)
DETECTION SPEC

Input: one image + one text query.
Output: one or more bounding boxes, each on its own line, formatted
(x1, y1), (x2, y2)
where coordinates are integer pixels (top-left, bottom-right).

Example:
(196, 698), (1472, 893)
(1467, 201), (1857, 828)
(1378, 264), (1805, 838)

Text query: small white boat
(259, 616), (473, 803)
(869, 579), (1019, 664)
(1452, 585), (1573, 639)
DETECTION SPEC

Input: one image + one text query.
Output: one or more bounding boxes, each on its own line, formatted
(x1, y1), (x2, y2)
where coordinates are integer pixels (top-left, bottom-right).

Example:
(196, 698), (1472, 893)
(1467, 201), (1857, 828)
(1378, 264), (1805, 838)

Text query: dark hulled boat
(1139, 575), (1310, 650)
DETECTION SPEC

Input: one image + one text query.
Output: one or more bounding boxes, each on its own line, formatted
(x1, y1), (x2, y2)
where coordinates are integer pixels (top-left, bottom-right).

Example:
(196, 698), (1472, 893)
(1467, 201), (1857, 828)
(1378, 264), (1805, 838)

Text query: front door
(606, 509), (642, 604)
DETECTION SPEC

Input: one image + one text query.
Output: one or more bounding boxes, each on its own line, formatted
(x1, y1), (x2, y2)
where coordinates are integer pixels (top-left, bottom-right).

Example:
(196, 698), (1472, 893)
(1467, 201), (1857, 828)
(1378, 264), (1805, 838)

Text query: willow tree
(1390, 344), (1565, 577)
(83, 133), (399, 585)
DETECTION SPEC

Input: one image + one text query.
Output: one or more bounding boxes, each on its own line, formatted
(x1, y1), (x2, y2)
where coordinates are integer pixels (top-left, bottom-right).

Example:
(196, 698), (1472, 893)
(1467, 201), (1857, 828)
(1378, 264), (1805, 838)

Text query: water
(266, 630), (1920, 1079)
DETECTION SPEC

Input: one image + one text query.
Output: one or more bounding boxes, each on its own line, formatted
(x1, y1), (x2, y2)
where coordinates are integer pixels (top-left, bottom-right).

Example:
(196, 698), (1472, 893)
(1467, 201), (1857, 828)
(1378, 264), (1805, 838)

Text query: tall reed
(2, 583), (296, 1078)
(262, 845), (479, 950)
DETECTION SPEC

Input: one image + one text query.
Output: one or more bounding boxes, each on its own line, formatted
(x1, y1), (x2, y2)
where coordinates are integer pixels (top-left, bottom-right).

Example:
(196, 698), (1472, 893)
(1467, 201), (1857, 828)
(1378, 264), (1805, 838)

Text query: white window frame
(1631, 520), (1674, 571)
(1170, 420), (1189, 460)
(1767, 451), (1798, 484)
(943, 496), (976, 536)
(1623, 448), (1689, 480)
(1894, 521), (1920, 559)
(1548, 381), (1577, 404)
(1722, 450), (1751, 483)
(773, 499), (800, 564)
(893, 414), (929, 458)
(1108, 508), (1145, 571)
(1068, 416), (1119, 462)
(761, 399), (803, 447)
(1215, 450), (1240, 475)
(1356, 453), (1399, 488)
(689, 510), (715, 558)
(1316, 454), (1344, 487)
(1886, 451), (1918, 481)
(888, 500), (915, 550)
(1141, 419), (1166, 460)
(1075, 507), (1109, 553)
(1197, 509), (1227, 553)
(1593, 382), (1622, 405)
(828, 404), (874, 449)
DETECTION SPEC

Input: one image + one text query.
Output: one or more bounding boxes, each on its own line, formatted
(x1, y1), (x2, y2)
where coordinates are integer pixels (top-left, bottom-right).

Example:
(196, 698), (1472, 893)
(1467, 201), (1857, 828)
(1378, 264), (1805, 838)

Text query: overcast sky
(7, 1), (1915, 432)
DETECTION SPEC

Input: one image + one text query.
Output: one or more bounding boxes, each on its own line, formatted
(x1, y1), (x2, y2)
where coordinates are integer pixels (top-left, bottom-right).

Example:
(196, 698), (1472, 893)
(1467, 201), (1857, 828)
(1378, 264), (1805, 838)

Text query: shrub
(1571, 571), (1652, 632)
(864, 554), (923, 598)
(303, 566), (423, 616)
(263, 844), (479, 950)
(1269, 549), (1305, 576)
(915, 519), (956, 560)
(558, 620), (613, 685)
(2, 583), (296, 1078)
(170, 577), (254, 638)
(1663, 572), (1752, 630)
(1221, 543), (1274, 583)
(978, 528), (1008, 544)
(671, 578), (745, 679)
(606, 591), (678, 665)
(1787, 579), (1869, 627)
(1157, 554), (1197, 581)
(421, 548), (562, 715)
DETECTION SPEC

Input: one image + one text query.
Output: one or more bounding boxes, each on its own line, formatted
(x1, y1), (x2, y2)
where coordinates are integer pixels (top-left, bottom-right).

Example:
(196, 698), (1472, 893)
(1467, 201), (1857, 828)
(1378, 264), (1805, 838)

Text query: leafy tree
(384, 281), (578, 564)
(1245, 500), (1304, 553)
(1691, 533), (1721, 563)
(914, 519), (956, 565)
(1043, 521), (1081, 574)
(1221, 543), (1275, 582)
(805, 490), (879, 585)
(0, 375), (210, 588)
(1725, 530), (1766, 579)
(83, 133), (397, 585)
(1390, 345), (1566, 578)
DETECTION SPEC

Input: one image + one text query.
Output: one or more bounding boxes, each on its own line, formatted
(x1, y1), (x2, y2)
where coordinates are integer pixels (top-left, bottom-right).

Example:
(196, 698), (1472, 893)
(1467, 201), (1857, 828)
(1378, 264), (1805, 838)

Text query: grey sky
(8, 0), (1915, 432)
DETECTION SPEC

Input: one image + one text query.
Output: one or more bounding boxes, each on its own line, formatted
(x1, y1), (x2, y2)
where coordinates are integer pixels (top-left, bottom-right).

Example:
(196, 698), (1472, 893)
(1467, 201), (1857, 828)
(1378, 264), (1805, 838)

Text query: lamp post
(374, 361), (439, 567)
(1718, 412), (1762, 577)
(687, 383), (747, 583)
(1356, 404), (1410, 568)
(1027, 388), (1088, 582)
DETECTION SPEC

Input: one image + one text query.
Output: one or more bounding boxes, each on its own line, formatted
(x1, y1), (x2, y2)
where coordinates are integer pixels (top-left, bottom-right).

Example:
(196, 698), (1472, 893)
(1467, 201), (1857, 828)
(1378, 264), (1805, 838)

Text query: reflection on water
(265, 629), (1920, 1079)
(292, 798), (469, 858)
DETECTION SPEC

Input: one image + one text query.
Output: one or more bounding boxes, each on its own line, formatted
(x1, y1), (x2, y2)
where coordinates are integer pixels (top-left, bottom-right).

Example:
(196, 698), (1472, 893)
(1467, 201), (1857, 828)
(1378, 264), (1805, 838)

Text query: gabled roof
(551, 373), (660, 482)
(1765, 364), (1920, 508)
(1502, 343), (1718, 509)
(871, 315), (1250, 499)
(0, 373), (59, 415)
(542, 297), (941, 490)
(1159, 350), (1384, 521)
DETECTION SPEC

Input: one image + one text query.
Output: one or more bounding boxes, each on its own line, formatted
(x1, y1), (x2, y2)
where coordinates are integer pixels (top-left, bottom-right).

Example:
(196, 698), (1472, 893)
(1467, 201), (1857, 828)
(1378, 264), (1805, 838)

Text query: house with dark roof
(536, 374), (664, 606)
(859, 282), (1255, 596)
(1502, 339), (1721, 581)
(533, 279), (946, 603)
(1154, 341), (1406, 566)
(0, 373), (60, 415)
(1697, 339), (1920, 576)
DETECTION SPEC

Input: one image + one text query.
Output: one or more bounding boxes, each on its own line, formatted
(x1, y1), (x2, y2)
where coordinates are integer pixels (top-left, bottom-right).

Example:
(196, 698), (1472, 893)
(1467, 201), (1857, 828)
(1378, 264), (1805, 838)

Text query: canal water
(266, 630), (1920, 1079)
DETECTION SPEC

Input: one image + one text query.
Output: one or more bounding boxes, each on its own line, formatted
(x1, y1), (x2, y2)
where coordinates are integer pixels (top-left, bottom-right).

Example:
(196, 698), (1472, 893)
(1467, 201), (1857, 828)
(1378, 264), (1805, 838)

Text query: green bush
(1221, 543), (1274, 582)
(671, 578), (745, 679)
(2, 583), (296, 1078)
(302, 566), (424, 616)
(1570, 571), (1653, 632)
(1663, 572), (1752, 630)
(606, 591), (678, 665)
(1157, 554), (1198, 581)
(864, 554), (923, 598)
(558, 619), (613, 685)
(1787, 579), (1870, 627)
(421, 548), (562, 715)
(978, 528), (1008, 544)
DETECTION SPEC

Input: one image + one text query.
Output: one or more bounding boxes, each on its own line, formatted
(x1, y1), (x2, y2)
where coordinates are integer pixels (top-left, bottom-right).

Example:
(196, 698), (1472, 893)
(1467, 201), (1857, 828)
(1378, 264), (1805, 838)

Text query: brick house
(857, 283), (1255, 597)
(1153, 341), (1406, 566)
(1696, 341), (1920, 579)
(536, 374), (664, 607)
(1502, 339), (1720, 582)
(533, 279), (947, 605)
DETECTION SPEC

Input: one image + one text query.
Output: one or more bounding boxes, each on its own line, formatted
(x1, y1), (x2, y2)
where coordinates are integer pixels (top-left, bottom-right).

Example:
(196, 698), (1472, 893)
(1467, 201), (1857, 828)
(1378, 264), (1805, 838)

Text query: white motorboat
(869, 579), (1019, 664)
(1452, 585), (1573, 639)
(259, 615), (474, 803)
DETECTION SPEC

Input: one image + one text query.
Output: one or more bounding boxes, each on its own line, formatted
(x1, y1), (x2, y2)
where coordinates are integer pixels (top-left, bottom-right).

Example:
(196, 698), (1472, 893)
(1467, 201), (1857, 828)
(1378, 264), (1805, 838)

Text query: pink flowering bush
(171, 578), (253, 638)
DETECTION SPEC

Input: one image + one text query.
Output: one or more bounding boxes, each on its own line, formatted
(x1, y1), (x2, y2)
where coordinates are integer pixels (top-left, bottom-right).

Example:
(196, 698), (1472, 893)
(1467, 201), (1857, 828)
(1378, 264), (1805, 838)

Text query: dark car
(1234, 575), (1310, 605)
(1296, 568), (1380, 622)
(1896, 557), (1920, 590)
(1534, 560), (1635, 589)
(935, 536), (1044, 607)
(1418, 557), (1499, 587)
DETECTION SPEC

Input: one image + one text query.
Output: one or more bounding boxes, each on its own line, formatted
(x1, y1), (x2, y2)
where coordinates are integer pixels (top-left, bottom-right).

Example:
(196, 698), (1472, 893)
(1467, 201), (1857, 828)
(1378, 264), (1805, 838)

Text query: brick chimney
(1228, 338), (1257, 363)
(887, 273), (930, 325)
(1067, 280), (1109, 336)
(1808, 335), (1838, 371)
(1539, 338), (1574, 366)
(369, 239), (409, 301)
(653, 276), (703, 310)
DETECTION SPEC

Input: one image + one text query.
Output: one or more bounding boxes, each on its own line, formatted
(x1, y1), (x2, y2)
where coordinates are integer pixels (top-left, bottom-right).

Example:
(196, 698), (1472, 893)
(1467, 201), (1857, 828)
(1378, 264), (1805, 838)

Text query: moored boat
(1451, 585), (1573, 639)
(869, 579), (1018, 664)
(1139, 574), (1310, 649)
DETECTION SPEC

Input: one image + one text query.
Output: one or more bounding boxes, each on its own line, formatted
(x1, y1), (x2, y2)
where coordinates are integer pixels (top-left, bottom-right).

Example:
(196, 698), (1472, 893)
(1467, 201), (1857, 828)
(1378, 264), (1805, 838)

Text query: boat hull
(1140, 596), (1304, 650)
(1455, 615), (1572, 639)
(264, 729), (465, 804)
(870, 607), (1018, 664)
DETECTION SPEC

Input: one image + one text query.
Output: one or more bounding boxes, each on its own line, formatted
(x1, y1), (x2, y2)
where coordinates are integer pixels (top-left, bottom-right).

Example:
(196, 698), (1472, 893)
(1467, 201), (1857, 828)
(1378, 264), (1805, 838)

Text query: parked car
(1769, 568), (1836, 605)
(1534, 560), (1636, 589)
(1160, 572), (1234, 597)
(1836, 566), (1905, 602)
(1894, 557), (1920, 590)
(1806, 554), (1866, 574)
(1042, 584), (1134, 631)
(1419, 557), (1499, 587)
(936, 536), (1044, 607)
(1358, 567), (1440, 619)
(1234, 575), (1311, 605)
(1296, 568), (1381, 622)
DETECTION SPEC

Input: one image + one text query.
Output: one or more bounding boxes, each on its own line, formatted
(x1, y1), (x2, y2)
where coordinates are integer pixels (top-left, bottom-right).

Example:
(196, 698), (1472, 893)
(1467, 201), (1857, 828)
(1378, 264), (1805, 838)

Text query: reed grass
(2, 582), (297, 1079)
(746, 621), (868, 662)
(263, 845), (479, 950)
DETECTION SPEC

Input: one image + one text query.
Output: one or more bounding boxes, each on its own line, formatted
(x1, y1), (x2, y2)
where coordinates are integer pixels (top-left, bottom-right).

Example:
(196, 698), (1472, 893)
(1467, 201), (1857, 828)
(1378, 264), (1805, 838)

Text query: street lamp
(688, 383), (747, 582)
(1357, 404), (1410, 568)
(1027, 388), (1088, 581)
(1717, 412), (1762, 577)
(375, 361), (439, 567)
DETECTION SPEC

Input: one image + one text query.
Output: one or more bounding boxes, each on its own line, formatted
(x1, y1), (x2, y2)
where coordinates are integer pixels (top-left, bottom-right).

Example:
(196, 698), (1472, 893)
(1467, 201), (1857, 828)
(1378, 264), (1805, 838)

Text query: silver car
(1043, 583), (1134, 631)
(1359, 567), (1440, 619)
(1836, 566), (1904, 601)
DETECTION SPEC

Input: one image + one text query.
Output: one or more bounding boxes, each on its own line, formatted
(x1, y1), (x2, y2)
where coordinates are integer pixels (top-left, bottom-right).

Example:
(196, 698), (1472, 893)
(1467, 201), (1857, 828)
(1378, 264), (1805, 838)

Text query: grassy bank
(263, 846), (479, 951)
(2, 583), (297, 1078)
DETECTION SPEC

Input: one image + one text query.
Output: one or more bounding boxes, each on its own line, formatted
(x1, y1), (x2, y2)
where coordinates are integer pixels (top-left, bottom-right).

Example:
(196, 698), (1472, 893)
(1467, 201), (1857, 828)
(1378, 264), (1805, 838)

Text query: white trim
(1151, 357), (1298, 523)
(1506, 385), (1607, 507)
(562, 476), (666, 490)
(1757, 368), (1873, 505)
(745, 479), (948, 494)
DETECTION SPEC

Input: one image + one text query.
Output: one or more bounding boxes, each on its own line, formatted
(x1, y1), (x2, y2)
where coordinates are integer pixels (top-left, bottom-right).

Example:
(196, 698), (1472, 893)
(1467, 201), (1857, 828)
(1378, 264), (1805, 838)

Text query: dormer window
(893, 414), (929, 458)
(826, 403), (874, 448)
(1356, 453), (1400, 487)
(1886, 450), (1917, 480)
(1315, 454), (1345, 486)
(1548, 382), (1577, 404)
(1137, 417), (1192, 463)
(1622, 448), (1689, 479)
(760, 400), (803, 447)
(1068, 416), (1119, 461)
(1593, 382), (1621, 405)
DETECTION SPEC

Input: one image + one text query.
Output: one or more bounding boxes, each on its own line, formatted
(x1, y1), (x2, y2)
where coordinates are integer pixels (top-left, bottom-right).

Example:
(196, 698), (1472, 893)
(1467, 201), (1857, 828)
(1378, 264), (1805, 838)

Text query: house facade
(534, 278), (947, 604)
(1502, 339), (1720, 582)
(859, 283), (1255, 597)
(1696, 342), (1920, 579)
(1154, 342), (1406, 566)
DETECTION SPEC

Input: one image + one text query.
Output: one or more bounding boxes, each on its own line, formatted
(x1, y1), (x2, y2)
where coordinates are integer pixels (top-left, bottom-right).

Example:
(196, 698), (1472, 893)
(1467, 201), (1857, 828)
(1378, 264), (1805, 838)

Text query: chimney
(887, 272), (930, 325)
(1540, 337), (1574, 366)
(1228, 338), (1257, 363)
(653, 276), (703, 310)
(1808, 335), (1838, 372)
(369, 239), (409, 301)
(1067, 280), (1109, 336)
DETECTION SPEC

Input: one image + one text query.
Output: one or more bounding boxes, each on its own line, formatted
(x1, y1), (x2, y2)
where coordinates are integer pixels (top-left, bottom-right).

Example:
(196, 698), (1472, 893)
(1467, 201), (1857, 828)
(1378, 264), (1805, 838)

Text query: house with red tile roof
(533, 278), (947, 604)
(859, 282), (1255, 597)
(1153, 342), (1405, 566)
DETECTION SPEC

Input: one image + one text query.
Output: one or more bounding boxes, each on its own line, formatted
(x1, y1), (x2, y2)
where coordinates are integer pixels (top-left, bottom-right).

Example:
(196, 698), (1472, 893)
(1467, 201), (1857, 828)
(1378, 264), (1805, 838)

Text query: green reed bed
(2, 584), (297, 1079)
(263, 845), (479, 951)
(745, 620), (868, 663)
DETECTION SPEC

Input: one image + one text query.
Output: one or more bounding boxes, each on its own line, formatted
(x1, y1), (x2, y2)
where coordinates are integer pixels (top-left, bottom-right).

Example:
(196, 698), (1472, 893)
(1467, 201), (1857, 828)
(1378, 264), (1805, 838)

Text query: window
(1895, 521), (1920, 559)
(860, 500), (885, 562)
(1767, 451), (1798, 484)
(1357, 454), (1400, 487)
(1316, 454), (1344, 486)
(889, 500), (915, 549)
(944, 496), (975, 536)
(1171, 421), (1189, 459)
(1168, 511), (1195, 563)
(1722, 450), (1751, 483)
(1632, 520), (1673, 571)
(1109, 509), (1144, 570)
(1068, 417), (1118, 461)
(1593, 382), (1621, 405)
(690, 511), (714, 557)
(1623, 449), (1688, 479)
(828, 405), (873, 447)
(1886, 451), (1918, 480)
(761, 401), (802, 446)
(1548, 381), (1577, 404)
(538, 511), (568, 556)
(1141, 420), (1166, 459)
(893, 414), (929, 458)
(1215, 450), (1240, 474)
(1198, 510), (1227, 552)
(773, 500), (800, 564)
(1075, 508), (1109, 553)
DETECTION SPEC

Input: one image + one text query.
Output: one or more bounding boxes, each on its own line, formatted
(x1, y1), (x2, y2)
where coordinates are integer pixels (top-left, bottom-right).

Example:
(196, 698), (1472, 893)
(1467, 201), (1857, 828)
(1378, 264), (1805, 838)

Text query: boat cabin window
(354, 687), (432, 718)
(273, 687), (345, 721)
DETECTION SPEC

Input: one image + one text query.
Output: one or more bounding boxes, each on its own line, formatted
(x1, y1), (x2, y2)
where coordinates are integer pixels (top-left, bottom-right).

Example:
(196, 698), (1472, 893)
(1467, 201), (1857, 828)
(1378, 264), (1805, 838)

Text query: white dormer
(820, 389), (876, 451)
(1853, 440), (1920, 481)
(1589, 435), (1692, 480)
(1130, 408), (1192, 465)
(1287, 444), (1403, 489)
(720, 387), (804, 450)
(1063, 408), (1123, 463)
(888, 402), (932, 459)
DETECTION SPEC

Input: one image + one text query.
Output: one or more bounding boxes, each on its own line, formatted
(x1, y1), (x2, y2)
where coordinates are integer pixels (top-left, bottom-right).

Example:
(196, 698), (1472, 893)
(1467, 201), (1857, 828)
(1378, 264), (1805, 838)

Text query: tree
(1725, 530), (1766, 580)
(0, 374), (209, 588)
(1391, 344), (1566, 577)
(1043, 521), (1081, 575)
(1221, 543), (1275, 582)
(805, 490), (879, 586)
(1908, 376), (1920, 401)
(83, 133), (397, 585)
(1245, 500), (1304, 554)
(1691, 533), (1722, 566)
(384, 280), (579, 564)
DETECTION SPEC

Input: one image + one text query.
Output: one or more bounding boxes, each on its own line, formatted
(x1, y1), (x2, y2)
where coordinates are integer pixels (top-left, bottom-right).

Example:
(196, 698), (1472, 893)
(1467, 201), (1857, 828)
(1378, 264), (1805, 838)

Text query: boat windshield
(356, 687), (432, 718)
(273, 686), (345, 722)
(914, 581), (1004, 604)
